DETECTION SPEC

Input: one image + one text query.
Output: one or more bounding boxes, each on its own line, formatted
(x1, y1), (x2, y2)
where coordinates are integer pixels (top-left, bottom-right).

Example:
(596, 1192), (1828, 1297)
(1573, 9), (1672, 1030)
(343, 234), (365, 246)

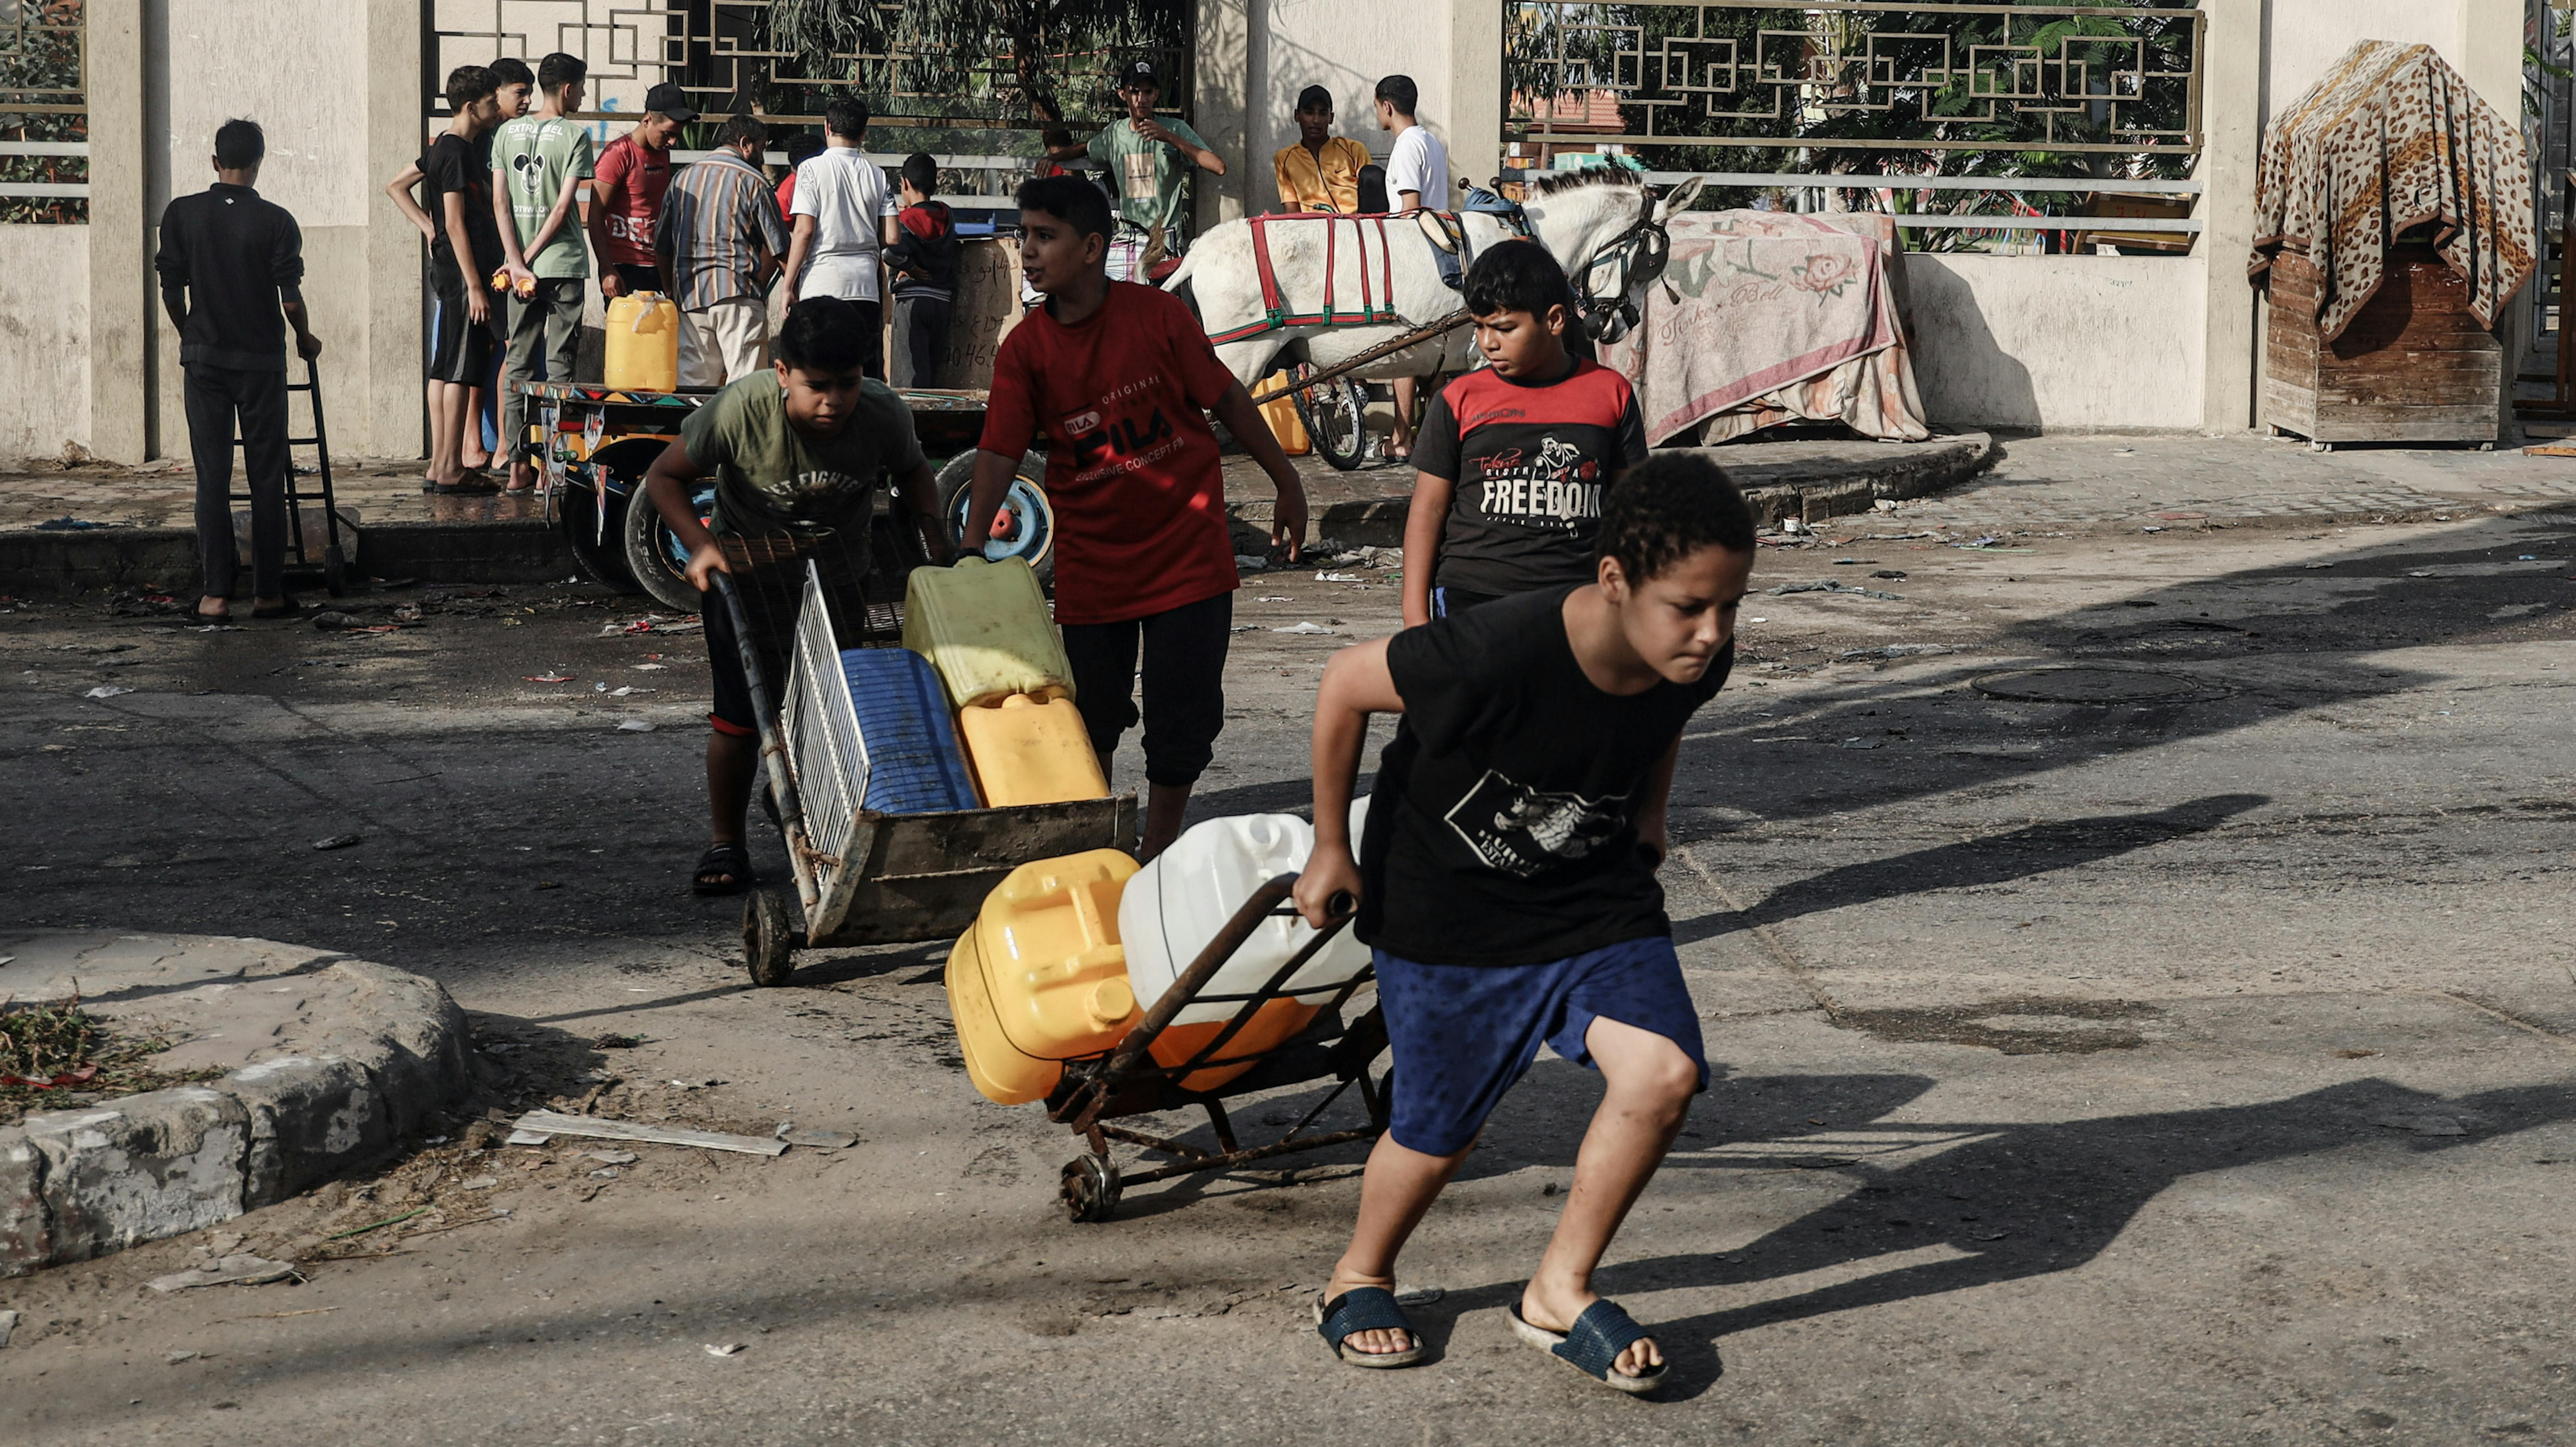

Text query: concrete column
(362, 0), (424, 459)
(2456, 0), (2532, 439)
(86, 0), (150, 463)
(2197, 0), (2263, 434)
(1194, 0), (1252, 232)
(1446, 0), (1504, 198)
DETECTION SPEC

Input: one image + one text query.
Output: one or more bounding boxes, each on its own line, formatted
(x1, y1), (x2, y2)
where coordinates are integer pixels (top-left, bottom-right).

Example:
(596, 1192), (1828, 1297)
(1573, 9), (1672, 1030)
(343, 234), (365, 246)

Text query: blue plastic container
(841, 648), (979, 814)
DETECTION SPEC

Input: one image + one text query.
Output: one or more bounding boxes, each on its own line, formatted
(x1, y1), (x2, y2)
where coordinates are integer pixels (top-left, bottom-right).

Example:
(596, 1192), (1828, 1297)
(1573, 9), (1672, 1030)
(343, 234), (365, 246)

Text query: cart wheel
(1060, 1152), (1122, 1223)
(938, 452), (1054, 587)
(744, 889), (797, 987)
(560, 483), (635, 590)
(323, 545), (348, 598)
(624, 481), (707, 614)
(1291, 365), (1369, 472)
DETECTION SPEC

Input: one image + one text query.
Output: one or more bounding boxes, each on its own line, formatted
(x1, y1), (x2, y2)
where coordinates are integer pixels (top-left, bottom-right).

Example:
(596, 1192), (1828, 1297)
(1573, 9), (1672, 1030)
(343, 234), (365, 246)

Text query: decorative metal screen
(1507, 1), (2204, 158)
(0, 0), (85, 222)
(431, 0), (1189, 131)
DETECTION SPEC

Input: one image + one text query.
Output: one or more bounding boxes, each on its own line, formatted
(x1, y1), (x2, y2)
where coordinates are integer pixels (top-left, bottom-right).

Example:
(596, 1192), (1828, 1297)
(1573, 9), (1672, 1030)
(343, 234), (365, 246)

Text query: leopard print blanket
(2251, 41), (2534, 343)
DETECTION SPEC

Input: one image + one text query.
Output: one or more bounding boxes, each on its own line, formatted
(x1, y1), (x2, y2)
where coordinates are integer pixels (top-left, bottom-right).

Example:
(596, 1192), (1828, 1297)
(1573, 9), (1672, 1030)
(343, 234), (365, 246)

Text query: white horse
(1166, 172), (1707, 387)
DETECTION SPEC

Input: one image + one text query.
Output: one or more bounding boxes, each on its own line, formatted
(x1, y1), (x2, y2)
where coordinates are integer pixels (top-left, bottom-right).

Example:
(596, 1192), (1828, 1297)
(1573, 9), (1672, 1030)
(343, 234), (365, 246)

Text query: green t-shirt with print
(1085, 116), (1208, 239)
(492, 115), (597, 279)
(680, 371), (928, 536)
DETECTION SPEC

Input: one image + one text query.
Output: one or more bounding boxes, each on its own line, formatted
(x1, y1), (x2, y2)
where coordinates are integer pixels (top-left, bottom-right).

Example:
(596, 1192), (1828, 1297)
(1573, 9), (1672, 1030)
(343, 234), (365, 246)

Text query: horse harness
(1207, 212), (1405, 344)
(1568, 187), (1673, 346)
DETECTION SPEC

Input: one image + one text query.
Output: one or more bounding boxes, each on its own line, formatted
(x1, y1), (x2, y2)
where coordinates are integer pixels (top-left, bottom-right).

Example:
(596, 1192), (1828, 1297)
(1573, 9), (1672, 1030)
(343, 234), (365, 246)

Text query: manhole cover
(1970, 667), (2212, 704)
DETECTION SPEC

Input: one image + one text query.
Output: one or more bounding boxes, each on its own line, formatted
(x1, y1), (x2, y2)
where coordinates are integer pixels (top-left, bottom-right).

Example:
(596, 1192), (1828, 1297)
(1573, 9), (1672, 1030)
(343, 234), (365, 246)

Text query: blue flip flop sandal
(1509, 1298), (1669, 1394)
(1315, 1286), (1425, 1369)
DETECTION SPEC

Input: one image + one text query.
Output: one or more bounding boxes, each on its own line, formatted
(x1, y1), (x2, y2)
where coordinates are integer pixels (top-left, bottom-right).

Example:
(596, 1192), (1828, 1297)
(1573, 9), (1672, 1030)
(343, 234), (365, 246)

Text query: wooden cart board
(2263, 245), (2502, 446)
(811, 796), (1139, 948)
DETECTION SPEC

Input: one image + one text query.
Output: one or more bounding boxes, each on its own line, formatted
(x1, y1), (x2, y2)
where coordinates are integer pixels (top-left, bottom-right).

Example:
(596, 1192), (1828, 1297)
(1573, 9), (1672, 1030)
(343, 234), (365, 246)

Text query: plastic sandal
(692, 843), (757, 896)
(1509, 1298), (1668, 1395)
(1315, 1287), (1424, 1369)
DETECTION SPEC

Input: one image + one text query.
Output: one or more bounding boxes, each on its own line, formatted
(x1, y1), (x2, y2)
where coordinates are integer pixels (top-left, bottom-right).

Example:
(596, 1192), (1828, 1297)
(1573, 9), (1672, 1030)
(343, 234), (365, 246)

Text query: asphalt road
(3, 507), (2573, 1445)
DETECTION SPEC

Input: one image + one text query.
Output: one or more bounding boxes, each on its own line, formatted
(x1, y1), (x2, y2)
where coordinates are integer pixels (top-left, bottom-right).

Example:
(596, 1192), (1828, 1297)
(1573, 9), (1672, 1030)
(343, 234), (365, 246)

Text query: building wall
(0, 227), (93, 461)
(1247, 0), (1458, 201)
(1907, 256), (2210, 432)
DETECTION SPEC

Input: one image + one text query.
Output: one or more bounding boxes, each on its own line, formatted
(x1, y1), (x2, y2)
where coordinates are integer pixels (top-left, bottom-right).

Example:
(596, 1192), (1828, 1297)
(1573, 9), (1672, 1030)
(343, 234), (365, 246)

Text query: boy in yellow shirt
(1273, 86), (1372, 213)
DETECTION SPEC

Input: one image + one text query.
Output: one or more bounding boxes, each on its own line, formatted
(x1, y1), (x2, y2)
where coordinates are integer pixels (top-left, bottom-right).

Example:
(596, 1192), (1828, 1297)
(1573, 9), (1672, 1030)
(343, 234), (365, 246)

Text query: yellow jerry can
(955, 692), (1109, 808)
(947, 850), (1142, 1106)
(602, 292), (680, 393)
(902, 556), (1076, 710)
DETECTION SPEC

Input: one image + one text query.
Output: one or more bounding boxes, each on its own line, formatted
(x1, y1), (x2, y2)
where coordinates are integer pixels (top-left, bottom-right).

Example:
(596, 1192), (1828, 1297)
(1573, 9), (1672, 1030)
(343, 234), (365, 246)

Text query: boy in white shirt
(780, 96), (898, 378)
(1374, 74), (1450, 460)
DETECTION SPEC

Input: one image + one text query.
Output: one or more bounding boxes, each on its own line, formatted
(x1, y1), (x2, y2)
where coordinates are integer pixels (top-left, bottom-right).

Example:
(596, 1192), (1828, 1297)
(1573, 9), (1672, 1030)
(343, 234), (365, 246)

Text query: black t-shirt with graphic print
(1357, 585), (1732, 967)
(1411, 357), (1649, 597)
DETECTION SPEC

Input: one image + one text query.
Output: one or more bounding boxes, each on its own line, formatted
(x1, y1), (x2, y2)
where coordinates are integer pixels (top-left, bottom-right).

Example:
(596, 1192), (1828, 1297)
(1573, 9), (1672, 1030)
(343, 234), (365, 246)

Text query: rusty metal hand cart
(1043, 875), (1391, 1223)
(710, 550), (1134, 987)
(230, 354), (352, 597)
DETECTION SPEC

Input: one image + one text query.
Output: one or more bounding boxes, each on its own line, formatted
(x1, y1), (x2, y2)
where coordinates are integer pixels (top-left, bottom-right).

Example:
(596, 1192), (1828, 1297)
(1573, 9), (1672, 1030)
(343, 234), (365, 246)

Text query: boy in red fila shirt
(966, 175), (1309, 859)
(1401, 243), (1648, 625)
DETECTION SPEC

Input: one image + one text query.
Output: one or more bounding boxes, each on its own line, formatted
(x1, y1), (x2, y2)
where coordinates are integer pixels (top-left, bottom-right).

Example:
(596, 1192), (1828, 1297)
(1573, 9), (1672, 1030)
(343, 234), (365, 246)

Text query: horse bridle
(1572, 188), (1673, 345)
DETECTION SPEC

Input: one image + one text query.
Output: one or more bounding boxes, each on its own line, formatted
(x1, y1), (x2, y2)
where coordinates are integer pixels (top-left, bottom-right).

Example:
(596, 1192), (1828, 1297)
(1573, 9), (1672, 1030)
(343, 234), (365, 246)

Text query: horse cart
(526, 379), (1055, 611)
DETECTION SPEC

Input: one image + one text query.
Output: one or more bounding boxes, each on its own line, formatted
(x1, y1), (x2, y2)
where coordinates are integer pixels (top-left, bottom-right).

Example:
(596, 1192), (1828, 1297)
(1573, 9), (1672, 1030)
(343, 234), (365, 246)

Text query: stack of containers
(904, 557), (1108, 807)
(839, 649), (979, 814)
(947, 849), (1143, 1104)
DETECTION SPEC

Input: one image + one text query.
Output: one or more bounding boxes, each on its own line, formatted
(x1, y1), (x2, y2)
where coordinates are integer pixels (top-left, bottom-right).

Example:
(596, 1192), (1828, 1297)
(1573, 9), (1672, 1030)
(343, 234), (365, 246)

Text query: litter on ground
(147, 1255), (297, 1293)
(512, 1109), (789, 1157)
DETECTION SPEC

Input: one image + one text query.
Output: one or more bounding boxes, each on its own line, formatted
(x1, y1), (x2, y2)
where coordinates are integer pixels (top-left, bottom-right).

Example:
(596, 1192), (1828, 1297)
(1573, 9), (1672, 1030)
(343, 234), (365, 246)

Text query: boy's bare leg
(1518, 1015), (1698, 1379)
(1140, 781), (1191, 862)
(462, 384), (491, 469)
(1325, 1133), (1473, 1356)
(1390, 376), (1417, 460)
(428, 381), (467, 486)
(707, 727), (757, 847)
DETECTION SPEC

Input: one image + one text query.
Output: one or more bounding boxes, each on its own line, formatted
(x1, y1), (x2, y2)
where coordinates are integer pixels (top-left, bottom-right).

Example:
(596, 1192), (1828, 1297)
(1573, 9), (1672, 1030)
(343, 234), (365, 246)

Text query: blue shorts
(1373, 936), (1708, 1156)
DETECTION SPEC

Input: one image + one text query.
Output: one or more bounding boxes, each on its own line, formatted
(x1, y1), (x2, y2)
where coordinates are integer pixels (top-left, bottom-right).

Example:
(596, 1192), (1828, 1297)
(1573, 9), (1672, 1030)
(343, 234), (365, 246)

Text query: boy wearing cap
(592, 82), (694, 301)
(1045, 59), (1223, 275)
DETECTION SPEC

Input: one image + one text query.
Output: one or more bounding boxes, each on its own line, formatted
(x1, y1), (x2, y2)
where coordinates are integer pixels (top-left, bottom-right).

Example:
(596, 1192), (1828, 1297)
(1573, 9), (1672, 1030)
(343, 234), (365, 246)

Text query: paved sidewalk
(0, 456), (542, 533)
(1886, 432), (2576, 533)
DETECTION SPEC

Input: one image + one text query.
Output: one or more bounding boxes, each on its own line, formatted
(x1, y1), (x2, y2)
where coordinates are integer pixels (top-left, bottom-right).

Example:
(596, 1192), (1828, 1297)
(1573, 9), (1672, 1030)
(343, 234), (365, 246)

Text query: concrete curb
(0, 519), (571, 595)
(0, 938), (472, 1276)
(1227, 432), (1998, 546)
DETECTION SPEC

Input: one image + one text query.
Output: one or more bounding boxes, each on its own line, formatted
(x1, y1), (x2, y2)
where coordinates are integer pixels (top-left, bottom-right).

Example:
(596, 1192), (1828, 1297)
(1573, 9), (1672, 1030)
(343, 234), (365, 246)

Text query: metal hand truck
(229, 353), (350, 596)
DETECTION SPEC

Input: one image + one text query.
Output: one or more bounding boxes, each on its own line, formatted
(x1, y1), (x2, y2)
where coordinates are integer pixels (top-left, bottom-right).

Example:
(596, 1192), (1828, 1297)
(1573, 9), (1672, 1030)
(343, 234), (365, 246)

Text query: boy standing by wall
(1402, 244), (1646, 624)
(641, 297), (955, 894)
(780, 98), (897, 379)
(1374, 74), (1451, 460)
(384, 65), (505, 494)
(885, 153), (957, 387)
(1295, 451), (1756, 1393)
(491, 51), (593, 492)
(156, 119), (323, 621)
(965, 175), (1308, 860)
(1044, 60), (1223, 277)
(591, 82), (693, 301)
(1273, 85), (1370, 214)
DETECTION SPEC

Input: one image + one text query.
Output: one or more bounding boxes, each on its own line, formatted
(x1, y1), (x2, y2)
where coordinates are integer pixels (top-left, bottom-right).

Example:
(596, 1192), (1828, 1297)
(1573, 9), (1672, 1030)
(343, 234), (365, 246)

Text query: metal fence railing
(0, 0), (85, 222)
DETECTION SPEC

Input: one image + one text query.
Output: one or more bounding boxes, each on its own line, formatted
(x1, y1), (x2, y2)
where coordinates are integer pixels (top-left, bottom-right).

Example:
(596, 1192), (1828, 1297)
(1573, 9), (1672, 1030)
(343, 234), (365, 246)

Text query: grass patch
(0, 996), (226, 1128)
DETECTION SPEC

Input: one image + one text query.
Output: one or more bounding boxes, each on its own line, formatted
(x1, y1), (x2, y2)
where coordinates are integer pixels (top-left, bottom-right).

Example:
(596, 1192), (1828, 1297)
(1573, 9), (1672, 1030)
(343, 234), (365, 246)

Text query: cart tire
(323, 545), (348, 598)
(624, 482), (706, 614)
(744, 889), (797, 987)
(561, 484), (635, 590)
(938, 452), (1054, 587)
(1060, 1152), (1122, 1223)
(1291, 364), (1369, 472)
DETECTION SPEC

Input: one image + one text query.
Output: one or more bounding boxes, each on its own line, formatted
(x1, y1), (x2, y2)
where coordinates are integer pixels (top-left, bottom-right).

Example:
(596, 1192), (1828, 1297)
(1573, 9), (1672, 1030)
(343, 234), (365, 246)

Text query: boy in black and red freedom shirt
(1401, 243), (1648, 626)
(966, 175), (1310, 859)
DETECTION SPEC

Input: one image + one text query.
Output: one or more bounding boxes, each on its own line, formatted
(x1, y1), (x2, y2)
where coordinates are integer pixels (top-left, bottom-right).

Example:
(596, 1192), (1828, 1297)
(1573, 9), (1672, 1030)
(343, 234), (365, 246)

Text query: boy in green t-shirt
(643, 297), (956, 895)
(1044, 58), (1223, 274)
(491, 51), (595, 492)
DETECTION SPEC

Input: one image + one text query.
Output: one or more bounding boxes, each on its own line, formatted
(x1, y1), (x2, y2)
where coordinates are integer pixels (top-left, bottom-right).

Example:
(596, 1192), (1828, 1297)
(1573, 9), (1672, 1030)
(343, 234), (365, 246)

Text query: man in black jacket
(155, 119), (323, 621)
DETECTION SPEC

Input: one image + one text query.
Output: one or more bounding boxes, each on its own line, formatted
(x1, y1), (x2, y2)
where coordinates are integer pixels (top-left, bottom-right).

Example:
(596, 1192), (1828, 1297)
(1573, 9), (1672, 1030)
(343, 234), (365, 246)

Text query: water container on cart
(955, 692), (1108, 807)
(603, 293), (680, 392)
(947, 849), (1143, 1105)
(1117, 802), (1374, 1092)
(839, 649), (979, 815)
(901, 556), (1074, 709)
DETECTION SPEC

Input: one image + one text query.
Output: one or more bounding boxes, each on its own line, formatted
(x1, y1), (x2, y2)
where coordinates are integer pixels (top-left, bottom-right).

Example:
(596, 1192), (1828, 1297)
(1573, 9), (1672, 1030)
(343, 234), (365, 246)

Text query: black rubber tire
(744, 888), (797, 987)
(937, 451), (1055, 588)
(1059, 1152), (1122, 1223)
(623, 479), (705, 614)
(322, 545), (348, 598)
(560, 483), (635, 590)
(1292, 364), (1369, 472)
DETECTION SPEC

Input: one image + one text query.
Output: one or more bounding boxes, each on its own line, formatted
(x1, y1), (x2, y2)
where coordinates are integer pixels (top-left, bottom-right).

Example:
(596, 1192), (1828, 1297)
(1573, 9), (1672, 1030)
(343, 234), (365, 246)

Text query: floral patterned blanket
(1601, 210), (1926, 444)
(2251, 40), (2534, 343)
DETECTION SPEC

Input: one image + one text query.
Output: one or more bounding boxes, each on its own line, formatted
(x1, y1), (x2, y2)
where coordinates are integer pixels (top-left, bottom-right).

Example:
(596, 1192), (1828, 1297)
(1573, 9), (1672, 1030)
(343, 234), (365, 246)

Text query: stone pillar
(1194, 0), (1253, 232)
(2196, 0), (2263, 434)
(1445, 0), (1504, 200)
(362, 0), (425, 459)
(85, 0), (149, 464)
